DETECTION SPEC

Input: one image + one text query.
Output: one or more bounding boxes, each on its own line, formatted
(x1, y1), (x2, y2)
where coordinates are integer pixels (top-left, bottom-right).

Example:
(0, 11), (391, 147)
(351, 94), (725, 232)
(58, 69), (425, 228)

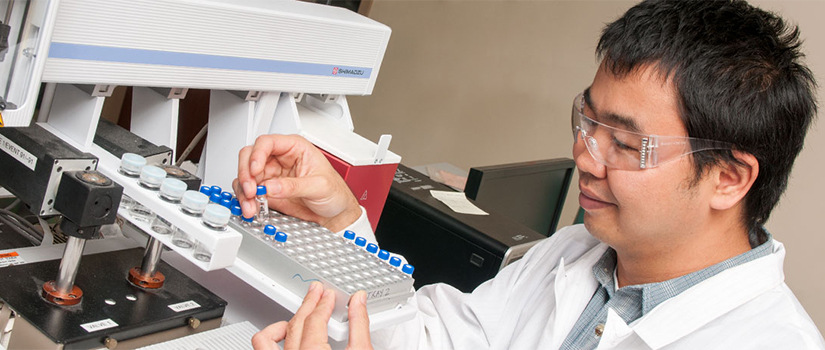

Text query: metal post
(140, 237), (164, 277)
(54, 236), (86, 294)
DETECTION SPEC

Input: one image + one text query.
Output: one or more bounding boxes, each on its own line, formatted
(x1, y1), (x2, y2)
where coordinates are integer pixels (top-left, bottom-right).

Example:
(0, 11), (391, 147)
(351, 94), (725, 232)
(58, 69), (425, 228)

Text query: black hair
(596, 0), (817, 240)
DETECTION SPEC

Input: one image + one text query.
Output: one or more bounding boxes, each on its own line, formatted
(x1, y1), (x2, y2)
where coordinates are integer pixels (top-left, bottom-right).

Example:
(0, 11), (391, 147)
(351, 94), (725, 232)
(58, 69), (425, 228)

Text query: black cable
(0, 214), (41, 246)
(0, 208), (44, 241)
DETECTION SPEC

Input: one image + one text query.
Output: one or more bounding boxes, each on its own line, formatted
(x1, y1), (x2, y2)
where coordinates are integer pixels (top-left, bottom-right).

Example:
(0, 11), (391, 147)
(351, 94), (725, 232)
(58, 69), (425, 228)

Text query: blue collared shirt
(559, 230), (773, 349)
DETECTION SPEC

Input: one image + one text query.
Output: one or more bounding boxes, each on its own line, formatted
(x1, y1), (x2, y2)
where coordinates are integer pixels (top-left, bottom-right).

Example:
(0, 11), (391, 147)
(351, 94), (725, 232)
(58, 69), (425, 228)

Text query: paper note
(430, 190), (489, 215)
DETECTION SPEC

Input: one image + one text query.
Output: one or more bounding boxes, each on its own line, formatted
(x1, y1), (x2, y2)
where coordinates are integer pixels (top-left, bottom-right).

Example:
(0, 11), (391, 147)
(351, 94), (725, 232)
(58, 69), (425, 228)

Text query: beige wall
(348, 0), (825, 333)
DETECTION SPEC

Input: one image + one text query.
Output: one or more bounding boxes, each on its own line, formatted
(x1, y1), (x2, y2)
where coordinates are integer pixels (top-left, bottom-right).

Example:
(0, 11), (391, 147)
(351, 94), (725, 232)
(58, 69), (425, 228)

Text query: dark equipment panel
(0, 248), (226, 349)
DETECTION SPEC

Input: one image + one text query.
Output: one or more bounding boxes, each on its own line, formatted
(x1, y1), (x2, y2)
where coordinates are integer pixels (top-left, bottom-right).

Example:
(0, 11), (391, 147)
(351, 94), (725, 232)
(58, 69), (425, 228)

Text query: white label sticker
(0, 133), (37, 171)
(429, 190), (489, 215)
(168, 300), (201, 313)
(81, 318), (119, 333)
(0, 252), (25, 267)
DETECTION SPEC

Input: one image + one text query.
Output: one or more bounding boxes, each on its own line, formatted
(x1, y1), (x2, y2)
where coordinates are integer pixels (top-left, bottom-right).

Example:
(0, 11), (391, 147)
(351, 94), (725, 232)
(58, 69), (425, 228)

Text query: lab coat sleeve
(371, 225), (597, 350)
(336, 206), (376, 244)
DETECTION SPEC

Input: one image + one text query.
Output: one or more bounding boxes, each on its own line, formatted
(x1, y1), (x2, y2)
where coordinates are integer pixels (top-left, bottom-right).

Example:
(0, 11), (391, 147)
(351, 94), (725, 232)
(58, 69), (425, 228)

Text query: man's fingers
(251, 321), (288, 350)
(268, 176), (330, 202)
(237, 145), (257, 198)
(301, 288), (336, 348)
(346, 291), (372, 349)
(284, 282), (324, 350)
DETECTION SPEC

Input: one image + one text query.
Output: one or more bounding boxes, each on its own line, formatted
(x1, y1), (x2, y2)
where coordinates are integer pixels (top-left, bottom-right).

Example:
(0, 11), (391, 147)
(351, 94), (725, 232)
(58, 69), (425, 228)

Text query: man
(236, 0), (824, 348)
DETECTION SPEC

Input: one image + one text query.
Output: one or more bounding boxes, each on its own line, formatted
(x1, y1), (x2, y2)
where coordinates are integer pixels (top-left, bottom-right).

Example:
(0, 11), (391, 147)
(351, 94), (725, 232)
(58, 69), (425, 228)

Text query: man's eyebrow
(583, 88), (643, 133)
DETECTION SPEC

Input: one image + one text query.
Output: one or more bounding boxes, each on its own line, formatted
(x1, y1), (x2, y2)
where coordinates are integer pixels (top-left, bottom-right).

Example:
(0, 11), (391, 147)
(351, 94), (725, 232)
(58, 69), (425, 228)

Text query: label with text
(81, 319), (119, 333)
(0, 252), (24, 267)
(168, 300), (201, 313)
(0, 133), (36, 171)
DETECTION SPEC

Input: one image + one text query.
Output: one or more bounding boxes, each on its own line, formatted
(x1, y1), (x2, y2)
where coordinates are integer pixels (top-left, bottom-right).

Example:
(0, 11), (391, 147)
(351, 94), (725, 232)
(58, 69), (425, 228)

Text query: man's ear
(709, 152), (759, 211)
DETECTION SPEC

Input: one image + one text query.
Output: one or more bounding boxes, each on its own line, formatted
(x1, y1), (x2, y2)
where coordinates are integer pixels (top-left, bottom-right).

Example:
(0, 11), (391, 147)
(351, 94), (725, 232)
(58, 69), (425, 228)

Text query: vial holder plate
(89, 145), (242, 271)
(232, 212), (415, 322)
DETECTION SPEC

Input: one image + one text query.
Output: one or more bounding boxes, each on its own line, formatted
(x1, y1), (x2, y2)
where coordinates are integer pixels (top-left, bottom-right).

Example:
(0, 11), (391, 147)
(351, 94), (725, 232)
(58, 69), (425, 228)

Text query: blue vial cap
(366, 243), (379, 254)
(264, 224), (276, 235)
(256, 185), (267, 196)
(220, 198), (232, 208)
(231, 198), (240, 208)
(231, 205), (242, 216)
(402, 264), (415, 275)
(199, 185), (212, 195)
(242, 215), (254, 223)
(275, 232), (288, 243)
(343, 230), (356, 240)
(209, 193), (221, 203)
(389, 256), (402, 267)
(221, 191), (233, 200)
(377, 249), (389, 260)
(354, 237), (367, 247)
(210, 185), (222, 196)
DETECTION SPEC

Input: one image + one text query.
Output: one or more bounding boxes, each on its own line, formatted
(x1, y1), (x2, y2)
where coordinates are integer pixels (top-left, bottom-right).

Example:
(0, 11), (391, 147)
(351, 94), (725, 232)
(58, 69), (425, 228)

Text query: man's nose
(573, 135), (607, 178)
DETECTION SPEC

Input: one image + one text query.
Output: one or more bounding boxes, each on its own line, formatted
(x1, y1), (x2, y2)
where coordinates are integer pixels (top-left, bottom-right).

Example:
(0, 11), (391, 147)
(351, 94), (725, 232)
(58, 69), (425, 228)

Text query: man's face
(574, 64), (717, 255)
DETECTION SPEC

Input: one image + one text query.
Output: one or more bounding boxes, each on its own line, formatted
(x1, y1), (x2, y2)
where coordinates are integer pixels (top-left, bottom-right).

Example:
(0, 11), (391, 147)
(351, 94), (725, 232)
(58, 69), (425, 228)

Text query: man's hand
(233, 134), (361, 232)
(251, 282), (373, 350)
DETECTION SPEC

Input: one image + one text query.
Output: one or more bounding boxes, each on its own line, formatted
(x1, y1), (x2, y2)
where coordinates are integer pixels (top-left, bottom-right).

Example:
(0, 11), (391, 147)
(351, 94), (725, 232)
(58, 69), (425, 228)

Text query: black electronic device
(93, 118), (173, 166)
(0, 125), (98, 217)
(0, 248), (227, 349)
(464, 158), (575, 236)
(53, 170), (123, 238)
(375, 164), (547, 292)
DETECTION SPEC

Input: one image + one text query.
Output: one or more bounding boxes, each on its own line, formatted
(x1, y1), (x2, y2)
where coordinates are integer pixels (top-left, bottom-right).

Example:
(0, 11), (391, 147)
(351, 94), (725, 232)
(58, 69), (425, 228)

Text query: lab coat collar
(617, 241), (787, 348)
(551, 243), (609, 349)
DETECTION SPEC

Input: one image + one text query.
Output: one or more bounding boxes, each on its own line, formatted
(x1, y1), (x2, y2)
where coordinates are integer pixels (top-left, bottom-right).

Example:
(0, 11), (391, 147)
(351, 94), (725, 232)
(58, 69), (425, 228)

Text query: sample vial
(181, 190), (210, 216)
(220, 198), (232, 208)
(365, 243), (379, 254)
(199, 185), (212, 196)
(151, 215), (175, 235)
(221, 191), (233, 201)
(241, 215), (262, 235)
(210, 185), (222, 196)
(230, 205), (243, 224)
(389, 256), (402, 267)
(402, 264), (415, 275)
(209, 192), (221, 204)
(343, 230), (356, 241)
(119, 153), (146, 177)
(119, 194), (136, 211)
(354, 237), (367, 247)
(192, 241), (212, 262)
(129, 203), (155, 223)
(377, 249), (390, 261)
(159, 178), (187, 203)
(256, 185), (270, 217)
(274, 231), (288, 248)
(171, 228), (194, 249)
(202, 204), (231, 230)
(139, 165), (166, 190)
(263, 224), (277, 241)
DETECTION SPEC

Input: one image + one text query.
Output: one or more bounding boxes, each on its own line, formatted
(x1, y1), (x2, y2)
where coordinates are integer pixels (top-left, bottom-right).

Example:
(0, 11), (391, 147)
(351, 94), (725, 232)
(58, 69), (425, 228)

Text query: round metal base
(42, 281), (83, 306)
(127, 267), (165, 289)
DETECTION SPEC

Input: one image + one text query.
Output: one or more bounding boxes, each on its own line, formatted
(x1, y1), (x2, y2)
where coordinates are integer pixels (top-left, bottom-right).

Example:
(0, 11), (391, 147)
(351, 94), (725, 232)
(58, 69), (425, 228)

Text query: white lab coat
(371, 224), (825, 349)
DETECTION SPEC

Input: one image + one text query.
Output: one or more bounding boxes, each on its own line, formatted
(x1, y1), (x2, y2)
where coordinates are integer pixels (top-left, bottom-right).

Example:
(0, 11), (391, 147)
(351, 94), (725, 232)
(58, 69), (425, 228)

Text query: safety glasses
(571, 92), (733, 170)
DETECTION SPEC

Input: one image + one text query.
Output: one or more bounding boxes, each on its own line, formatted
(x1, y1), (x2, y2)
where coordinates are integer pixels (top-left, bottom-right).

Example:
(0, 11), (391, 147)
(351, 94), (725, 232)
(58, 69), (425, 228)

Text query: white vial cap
(139, 165), (166, 189)
(159, 178), (187, 201)
(181, 190), (209, 214)
(120, 153), (146, 176)
(202, 204), (231, 229)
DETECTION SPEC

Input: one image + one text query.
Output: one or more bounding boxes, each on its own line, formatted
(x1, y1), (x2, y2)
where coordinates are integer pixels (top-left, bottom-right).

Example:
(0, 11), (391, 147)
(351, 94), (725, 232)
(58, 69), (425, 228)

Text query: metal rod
(140, 237), (164, 277)
(3, 1), (14, 24)
(54, 236), (87, 294)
